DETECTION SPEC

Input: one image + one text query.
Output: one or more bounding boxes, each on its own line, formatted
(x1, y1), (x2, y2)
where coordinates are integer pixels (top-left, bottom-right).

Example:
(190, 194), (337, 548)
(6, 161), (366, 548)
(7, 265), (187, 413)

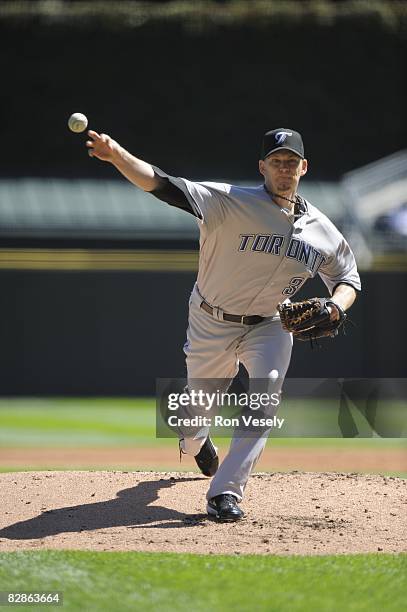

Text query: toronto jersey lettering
(152, 168), (361, 316)
(237, 234), (325, 275)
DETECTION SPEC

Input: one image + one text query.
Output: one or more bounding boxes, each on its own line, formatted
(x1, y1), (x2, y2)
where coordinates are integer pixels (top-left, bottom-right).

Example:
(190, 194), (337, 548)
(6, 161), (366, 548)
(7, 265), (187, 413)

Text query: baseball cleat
(194, 436), (219, 477)
(207, 494), (244, 522)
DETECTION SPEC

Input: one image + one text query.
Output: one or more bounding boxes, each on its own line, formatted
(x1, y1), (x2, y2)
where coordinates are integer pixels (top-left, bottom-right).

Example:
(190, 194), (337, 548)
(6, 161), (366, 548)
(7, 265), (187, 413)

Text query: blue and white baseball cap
(261, 128), (304, 159)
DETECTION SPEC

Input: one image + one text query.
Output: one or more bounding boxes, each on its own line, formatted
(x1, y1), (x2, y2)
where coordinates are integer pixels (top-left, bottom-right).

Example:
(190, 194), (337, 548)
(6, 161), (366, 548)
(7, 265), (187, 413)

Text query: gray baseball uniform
(152, 163), (361, 502)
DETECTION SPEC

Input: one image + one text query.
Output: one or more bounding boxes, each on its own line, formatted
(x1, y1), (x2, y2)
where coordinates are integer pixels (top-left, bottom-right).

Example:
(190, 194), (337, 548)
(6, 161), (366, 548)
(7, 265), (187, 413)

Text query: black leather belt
(200, 300), (264, 325)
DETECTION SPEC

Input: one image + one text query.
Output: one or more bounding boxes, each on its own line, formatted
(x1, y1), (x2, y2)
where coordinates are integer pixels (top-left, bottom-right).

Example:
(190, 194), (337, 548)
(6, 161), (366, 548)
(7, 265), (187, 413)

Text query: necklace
(263, 184), (299, 206)
(263, 184), (304, 218)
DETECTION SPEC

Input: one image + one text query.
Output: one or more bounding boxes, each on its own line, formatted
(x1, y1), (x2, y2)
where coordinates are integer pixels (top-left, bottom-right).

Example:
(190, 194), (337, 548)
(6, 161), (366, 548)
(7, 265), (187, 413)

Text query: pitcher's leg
(179, 373), (234, 456)
(180, 290), (240, 456)
(206, 432), (270, 502)
(207, 320), (292, 502)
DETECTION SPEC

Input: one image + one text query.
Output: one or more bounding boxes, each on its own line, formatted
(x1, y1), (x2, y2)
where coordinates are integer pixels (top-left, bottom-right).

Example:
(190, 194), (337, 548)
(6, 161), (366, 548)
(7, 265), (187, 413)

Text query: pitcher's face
(259, 151), (307, 194)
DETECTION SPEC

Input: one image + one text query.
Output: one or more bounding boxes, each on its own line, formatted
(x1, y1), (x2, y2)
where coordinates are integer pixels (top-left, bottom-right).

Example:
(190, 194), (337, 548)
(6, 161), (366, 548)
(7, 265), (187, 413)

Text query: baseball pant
(180, 284), (293, 502)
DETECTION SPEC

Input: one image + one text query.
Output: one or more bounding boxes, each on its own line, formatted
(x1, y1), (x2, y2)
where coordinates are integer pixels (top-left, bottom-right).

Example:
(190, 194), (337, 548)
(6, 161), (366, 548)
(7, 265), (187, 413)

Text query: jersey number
(282, 277), (305, 296)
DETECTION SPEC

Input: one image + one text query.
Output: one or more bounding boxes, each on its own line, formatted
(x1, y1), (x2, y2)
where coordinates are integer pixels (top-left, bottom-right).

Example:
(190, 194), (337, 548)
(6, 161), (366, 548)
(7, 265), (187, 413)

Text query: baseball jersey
(152, 168), (361, 317)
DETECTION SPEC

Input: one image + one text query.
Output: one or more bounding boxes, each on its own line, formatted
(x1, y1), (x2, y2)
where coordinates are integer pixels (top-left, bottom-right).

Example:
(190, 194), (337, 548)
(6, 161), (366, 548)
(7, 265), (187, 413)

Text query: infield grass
(0, 551), (405, 611)
(0, 397), (405, 447)
(0, 397), (405, 476)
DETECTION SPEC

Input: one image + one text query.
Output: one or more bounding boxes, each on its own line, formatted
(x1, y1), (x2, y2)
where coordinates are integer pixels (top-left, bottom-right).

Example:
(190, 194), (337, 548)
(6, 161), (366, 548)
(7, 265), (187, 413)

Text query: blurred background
(0, 0), (405, 474)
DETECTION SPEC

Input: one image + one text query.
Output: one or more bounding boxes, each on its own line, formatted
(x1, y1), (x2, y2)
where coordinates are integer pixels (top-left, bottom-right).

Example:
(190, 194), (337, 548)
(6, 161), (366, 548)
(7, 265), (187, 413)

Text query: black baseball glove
(277, 297), (346, 341)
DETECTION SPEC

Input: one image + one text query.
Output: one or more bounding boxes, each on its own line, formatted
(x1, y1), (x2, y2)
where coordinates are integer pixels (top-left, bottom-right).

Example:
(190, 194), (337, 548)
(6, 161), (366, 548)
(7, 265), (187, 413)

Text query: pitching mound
(0, 471), (405, 555)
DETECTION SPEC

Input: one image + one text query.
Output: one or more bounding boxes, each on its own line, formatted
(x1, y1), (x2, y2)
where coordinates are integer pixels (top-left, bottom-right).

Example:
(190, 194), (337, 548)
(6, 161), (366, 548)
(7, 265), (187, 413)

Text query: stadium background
(0, 0), (405, 460)
(1, 1), (406, 394)
(0, 3), (406, 610)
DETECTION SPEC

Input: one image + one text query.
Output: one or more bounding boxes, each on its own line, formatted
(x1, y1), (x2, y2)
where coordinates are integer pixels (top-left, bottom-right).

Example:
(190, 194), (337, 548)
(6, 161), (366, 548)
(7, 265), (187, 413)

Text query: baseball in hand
(68, 112), (88, 133)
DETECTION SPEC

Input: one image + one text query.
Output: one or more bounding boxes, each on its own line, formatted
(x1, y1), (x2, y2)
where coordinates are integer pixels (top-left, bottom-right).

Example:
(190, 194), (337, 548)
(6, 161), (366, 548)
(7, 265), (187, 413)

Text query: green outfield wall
(0, 269), (405, 394)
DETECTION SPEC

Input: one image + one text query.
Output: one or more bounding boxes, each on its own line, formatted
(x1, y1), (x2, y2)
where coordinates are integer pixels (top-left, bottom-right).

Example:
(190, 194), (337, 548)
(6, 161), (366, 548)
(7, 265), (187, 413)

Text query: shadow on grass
(0, 477), (207, 540)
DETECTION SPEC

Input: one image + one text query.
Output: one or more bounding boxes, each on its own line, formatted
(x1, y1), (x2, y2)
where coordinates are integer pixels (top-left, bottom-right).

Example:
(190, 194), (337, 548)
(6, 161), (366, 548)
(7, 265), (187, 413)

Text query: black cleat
(207, 494), (244, 522)
(194, 437), (219, 477)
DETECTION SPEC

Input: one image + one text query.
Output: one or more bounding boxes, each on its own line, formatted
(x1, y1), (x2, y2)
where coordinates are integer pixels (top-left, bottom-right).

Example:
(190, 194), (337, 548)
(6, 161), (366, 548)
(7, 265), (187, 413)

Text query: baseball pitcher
(86, 127), (361, 522)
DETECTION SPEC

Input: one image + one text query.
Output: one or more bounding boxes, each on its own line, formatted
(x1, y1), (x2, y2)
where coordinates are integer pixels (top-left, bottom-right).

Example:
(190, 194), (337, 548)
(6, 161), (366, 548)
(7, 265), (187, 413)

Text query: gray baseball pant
(179, 285), (293, 502)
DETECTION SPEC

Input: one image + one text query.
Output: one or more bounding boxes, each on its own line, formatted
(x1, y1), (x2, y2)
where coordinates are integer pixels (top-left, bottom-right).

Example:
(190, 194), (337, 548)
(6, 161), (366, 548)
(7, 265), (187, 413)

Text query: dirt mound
(0, 471), (405, 555)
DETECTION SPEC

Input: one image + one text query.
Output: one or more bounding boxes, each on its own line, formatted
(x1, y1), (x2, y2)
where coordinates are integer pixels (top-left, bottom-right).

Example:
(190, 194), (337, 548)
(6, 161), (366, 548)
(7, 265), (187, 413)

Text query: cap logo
(275, 131), (292, 144)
